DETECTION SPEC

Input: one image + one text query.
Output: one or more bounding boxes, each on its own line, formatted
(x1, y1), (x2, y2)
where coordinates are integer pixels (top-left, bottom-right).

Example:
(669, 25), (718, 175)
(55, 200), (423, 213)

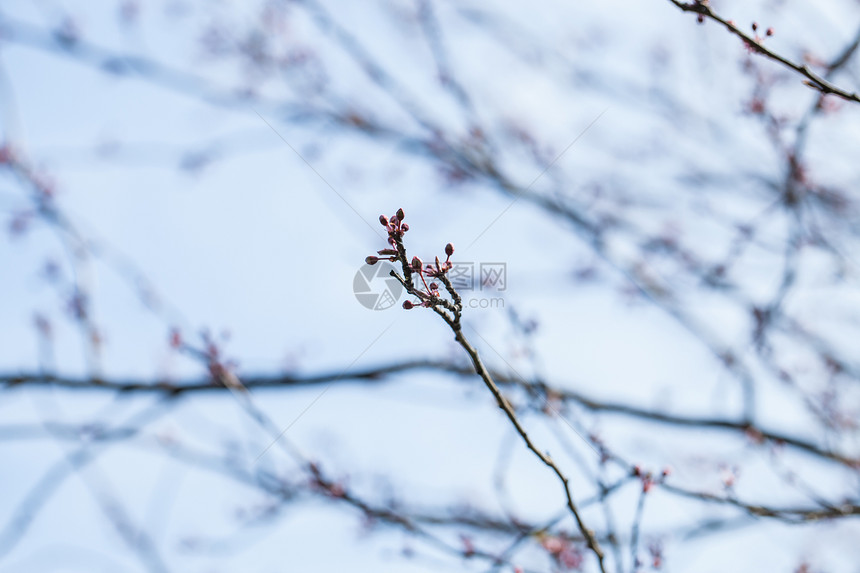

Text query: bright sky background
(1, 1), (859, 572)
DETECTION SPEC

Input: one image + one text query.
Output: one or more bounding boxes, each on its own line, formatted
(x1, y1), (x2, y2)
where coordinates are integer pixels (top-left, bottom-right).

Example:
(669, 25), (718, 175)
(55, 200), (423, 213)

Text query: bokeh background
(1, 1), (860, 572)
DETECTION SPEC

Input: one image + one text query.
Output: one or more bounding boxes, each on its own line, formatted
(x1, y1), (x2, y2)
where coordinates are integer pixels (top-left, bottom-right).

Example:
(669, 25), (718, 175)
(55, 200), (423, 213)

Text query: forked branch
(366, 209), (608, 573)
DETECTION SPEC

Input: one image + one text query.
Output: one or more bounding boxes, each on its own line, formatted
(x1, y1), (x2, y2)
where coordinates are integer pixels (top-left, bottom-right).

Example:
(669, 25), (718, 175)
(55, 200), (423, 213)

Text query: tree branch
(666, 0), (860, 104)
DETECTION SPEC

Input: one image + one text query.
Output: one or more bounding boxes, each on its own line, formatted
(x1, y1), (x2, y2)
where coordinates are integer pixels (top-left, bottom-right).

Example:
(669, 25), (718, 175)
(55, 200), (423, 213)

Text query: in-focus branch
(366, 208), (608, 573)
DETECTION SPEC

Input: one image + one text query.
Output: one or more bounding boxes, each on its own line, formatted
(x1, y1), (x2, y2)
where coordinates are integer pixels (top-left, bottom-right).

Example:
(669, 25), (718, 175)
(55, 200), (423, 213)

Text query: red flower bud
(751, 22), (758, 32)
(396, 207), (405, 221)
(411, 256), (423, 271)
(377, 249), (397, 256)
(365, 255), (379, 265)
(766, 27), (774, 37)
(403, 300), (414, 309)
(445, 243), (454, 257)
(401, 223), (409, 232)
(379, 215), (389, 227)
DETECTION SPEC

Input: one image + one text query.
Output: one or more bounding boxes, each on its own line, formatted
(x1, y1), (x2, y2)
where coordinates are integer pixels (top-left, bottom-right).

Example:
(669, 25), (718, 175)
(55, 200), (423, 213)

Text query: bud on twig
(396, 207), (405, 221)
(365, 256), (379, 265)
(411, 256), (423, 271)
(445, 243), (454, 257)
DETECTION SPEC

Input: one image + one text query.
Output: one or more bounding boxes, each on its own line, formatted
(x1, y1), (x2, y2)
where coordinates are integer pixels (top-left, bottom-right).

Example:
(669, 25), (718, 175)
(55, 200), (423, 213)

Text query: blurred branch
(3, 357), (856, 468)
(0, 400), (174, 562)
(2, 3), (859, 569)
(0, 12), (296, 113)
(666, 0), (860, 104)
(7, 3), (856, 429)
(662, 483), (860, 522)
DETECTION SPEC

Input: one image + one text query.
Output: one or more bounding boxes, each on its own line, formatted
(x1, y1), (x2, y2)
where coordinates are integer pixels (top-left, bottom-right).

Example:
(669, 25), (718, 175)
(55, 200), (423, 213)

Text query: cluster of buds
(632, 465), (672, 493)
(0, 143), (15, 165)
(169, 327), (183, 350)
(648, 540), (665, 569)
(723, 19), (775, 51)
(588, 432), (612, 465)
(539, 534), (584, 570)
(694, 0), (709, 24)
(719, 464), (740, 490)
(751, 22), (774, 41)
(459, 535), (475, 558)
(744, 424), (766, 445)
(307, 461), (347, 498)
(67, 291), (90, 321)
(401, 241), (455, 308)
(0, 143), (56, 206)
(365, 208), (457, 310)
(365, 207), (409, 266)
(195, 330), (237, 382)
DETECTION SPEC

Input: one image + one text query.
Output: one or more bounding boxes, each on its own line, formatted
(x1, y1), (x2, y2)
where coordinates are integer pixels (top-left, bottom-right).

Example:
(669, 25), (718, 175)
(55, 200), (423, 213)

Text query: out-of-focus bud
(169, 328), (182, 349)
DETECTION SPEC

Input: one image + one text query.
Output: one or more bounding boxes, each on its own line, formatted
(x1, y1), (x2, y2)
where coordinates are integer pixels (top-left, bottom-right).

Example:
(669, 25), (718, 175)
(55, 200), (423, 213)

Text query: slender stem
(385, 231), (607, 573)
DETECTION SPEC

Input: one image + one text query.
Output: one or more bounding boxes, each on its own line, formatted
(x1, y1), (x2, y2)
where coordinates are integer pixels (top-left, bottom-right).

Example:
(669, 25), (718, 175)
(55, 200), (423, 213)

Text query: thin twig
(666, 0), (860, 104)
(374, 211), (608, 573)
